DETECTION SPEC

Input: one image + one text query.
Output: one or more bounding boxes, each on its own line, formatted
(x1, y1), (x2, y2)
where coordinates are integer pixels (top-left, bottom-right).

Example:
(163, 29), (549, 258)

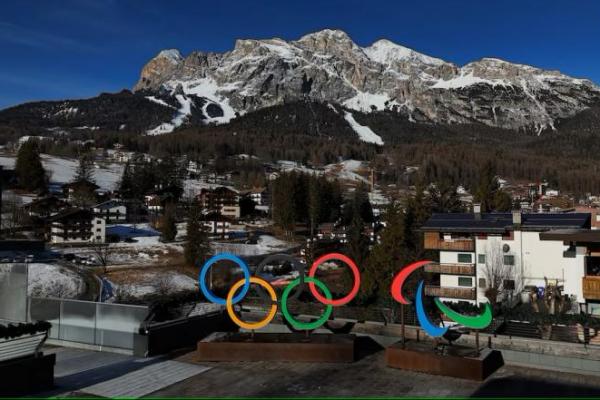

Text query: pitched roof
(422, 212), (591, 233)
(93, 199), (124, 210)
(49, 207), (93, 222)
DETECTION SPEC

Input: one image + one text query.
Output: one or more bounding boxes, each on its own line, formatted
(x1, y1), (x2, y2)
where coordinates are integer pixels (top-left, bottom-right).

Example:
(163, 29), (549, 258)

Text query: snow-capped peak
(363, 39), (447, 66)
(297, 28), (353, 42)
(156, 49), (183, 63)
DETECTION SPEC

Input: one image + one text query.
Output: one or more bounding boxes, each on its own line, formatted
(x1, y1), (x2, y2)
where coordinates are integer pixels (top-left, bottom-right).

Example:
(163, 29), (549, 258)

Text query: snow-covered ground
(109, 271), (197, 299)
(324, 159), (370, 184)
(26, 263), (86, 298)
(0, 154), (123, 191)
(211, 235), (296, 256)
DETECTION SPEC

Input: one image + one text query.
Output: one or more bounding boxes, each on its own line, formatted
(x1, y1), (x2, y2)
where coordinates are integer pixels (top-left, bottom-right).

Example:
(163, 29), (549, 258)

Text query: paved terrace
(39, 337), (600, 398)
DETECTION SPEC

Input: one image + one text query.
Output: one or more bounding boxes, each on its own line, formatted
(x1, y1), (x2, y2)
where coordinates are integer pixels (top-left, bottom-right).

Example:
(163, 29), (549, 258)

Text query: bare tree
(153, 274), (175, 296)
(480, 242), (521, 305)
(2, 192), (27, 236)
(114, 283), (136, 304)
(91, 242), (113, 274)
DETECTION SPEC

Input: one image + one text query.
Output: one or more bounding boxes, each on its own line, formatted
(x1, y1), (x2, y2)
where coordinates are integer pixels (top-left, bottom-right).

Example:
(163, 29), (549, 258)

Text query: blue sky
(1, 0), (599, 109)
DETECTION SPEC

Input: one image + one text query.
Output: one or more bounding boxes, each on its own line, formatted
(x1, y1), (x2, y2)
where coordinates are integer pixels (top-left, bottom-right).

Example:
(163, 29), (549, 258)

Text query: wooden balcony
(583, 276), (600, 300)
(424, 263), (475, 275)
(425, 285), (476, 300)
(423, 232), (475, 252)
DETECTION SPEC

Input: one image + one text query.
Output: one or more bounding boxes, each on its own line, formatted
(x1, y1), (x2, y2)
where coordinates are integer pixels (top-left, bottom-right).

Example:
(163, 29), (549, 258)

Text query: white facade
(474, 231), (585, 305)
(437, 231), (586, 305)
(51, 217), (106, 244)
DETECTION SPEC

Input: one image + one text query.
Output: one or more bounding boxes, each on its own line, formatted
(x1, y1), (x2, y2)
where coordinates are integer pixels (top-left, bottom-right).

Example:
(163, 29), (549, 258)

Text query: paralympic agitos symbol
(199, 253), (492, 336)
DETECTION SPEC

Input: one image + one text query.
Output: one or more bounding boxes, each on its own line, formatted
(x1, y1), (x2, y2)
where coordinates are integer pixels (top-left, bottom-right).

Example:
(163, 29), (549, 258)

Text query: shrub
(0, 321), (51, 340)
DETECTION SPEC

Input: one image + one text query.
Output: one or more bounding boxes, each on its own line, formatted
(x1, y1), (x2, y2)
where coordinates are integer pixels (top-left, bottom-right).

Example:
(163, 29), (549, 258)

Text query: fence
(27, 297), (149, 353)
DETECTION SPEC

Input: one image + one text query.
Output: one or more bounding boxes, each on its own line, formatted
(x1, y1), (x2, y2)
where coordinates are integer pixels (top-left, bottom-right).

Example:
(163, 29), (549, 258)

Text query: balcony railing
(424, 263), (475, 275)
(425, 285), (476, 300)
(583, 276), (600, 300)
(423, 232), (475, 251)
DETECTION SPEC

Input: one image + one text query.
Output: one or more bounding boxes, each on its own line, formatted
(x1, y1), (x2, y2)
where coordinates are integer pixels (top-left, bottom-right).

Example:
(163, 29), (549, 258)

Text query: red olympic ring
(308, 252), (361, 306)
(390, 260), (433, 304)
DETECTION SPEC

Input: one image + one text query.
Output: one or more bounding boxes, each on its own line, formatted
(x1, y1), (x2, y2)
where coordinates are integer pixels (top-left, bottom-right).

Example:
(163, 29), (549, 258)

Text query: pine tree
(271, 174), (296, 235)
(308, 175), (320, 237)
(363, 202), (407, 305)
(346, 212), (369, 267)
(429, 180), (463, 213)
(474, 161), (513, 212)
(118, 161), (135, 198)
(75, 153), (95, 183)
(184, 201), (210, 265)
(159, 204), (178, 242)
(15, 140), (47, 193)
(474, 161), (499, 212)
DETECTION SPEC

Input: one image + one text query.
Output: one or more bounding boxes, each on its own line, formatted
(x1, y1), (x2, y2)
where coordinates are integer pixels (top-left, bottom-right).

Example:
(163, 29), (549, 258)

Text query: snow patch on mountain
(172, 78), (237, 124)
(343, 91), (400, 113)
(147, 94), (193, 135)
(343, 111), (383, 145)
(431, 73), (511, 89)
(145, 96), (176, 109)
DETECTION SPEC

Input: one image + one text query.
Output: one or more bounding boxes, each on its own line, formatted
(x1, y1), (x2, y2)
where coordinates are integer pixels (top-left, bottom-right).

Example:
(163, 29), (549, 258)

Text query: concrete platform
(196, 332), (356, 363)
(386, 341), (504, 381)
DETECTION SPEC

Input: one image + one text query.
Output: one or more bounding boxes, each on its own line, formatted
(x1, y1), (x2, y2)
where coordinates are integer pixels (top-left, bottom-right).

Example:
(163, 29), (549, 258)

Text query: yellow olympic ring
(226, 277), (277, 330)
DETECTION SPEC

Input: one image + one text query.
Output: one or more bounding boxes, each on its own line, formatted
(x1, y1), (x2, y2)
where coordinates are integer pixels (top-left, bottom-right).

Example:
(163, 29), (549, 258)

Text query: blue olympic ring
(199, 252), (251, 305)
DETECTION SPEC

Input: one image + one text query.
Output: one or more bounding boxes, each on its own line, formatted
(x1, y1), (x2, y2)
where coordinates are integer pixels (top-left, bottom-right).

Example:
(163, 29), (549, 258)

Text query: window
(457, 253), (473, 263)
(503, 279), (515, 290)
(479, 278), (487, 288)
(458, 277), (473, 287)
(96, 236), (101, 241)
(478, 254), (486, 264)
(96, 228), (101, 232)
(503, 255), (515, 266)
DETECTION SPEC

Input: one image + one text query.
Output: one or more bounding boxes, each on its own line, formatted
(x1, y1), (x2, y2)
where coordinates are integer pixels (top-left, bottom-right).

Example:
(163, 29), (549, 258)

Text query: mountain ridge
(133, 28), (600, 134)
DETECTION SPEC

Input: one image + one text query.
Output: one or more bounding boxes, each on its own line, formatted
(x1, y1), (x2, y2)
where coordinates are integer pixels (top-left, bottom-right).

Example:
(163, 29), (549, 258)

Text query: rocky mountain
(134, 29), (600, 134)
(1, 29), (599, 146)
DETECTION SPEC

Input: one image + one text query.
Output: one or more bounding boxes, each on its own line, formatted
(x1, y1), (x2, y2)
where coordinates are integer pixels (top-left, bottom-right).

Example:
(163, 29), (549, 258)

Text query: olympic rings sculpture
(198, 253), (492, 335)
(199, 252), (359, 331)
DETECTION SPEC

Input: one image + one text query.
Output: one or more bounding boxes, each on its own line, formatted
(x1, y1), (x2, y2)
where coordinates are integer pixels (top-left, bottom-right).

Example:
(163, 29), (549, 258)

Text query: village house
(92, 200), (127, 223)
(421, 206), (592, 312)
(23, 196), (68, 218)
(49, 208), (106, 244)
(197, 186), (240, 219)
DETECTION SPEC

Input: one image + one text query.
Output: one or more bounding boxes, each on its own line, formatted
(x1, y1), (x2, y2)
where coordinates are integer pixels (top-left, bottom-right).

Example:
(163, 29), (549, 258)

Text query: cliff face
(134, 29), (600, 133)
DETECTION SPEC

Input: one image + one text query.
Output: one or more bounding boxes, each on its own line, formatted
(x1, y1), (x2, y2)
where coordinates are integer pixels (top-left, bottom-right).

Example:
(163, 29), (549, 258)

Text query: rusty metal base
(196, 332), (356, 363)
(386, 341), (504, 381)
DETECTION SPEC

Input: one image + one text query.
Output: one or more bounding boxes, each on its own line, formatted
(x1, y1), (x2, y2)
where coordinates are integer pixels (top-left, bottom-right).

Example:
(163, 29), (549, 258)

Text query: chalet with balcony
(23, 196), (68, 218)
(421, 206), (591, 308)
(48, 208), (106, 244)
(92, 200), (127, 223)
(538, 229), (600, 315)
(197, 187), (240, 219)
